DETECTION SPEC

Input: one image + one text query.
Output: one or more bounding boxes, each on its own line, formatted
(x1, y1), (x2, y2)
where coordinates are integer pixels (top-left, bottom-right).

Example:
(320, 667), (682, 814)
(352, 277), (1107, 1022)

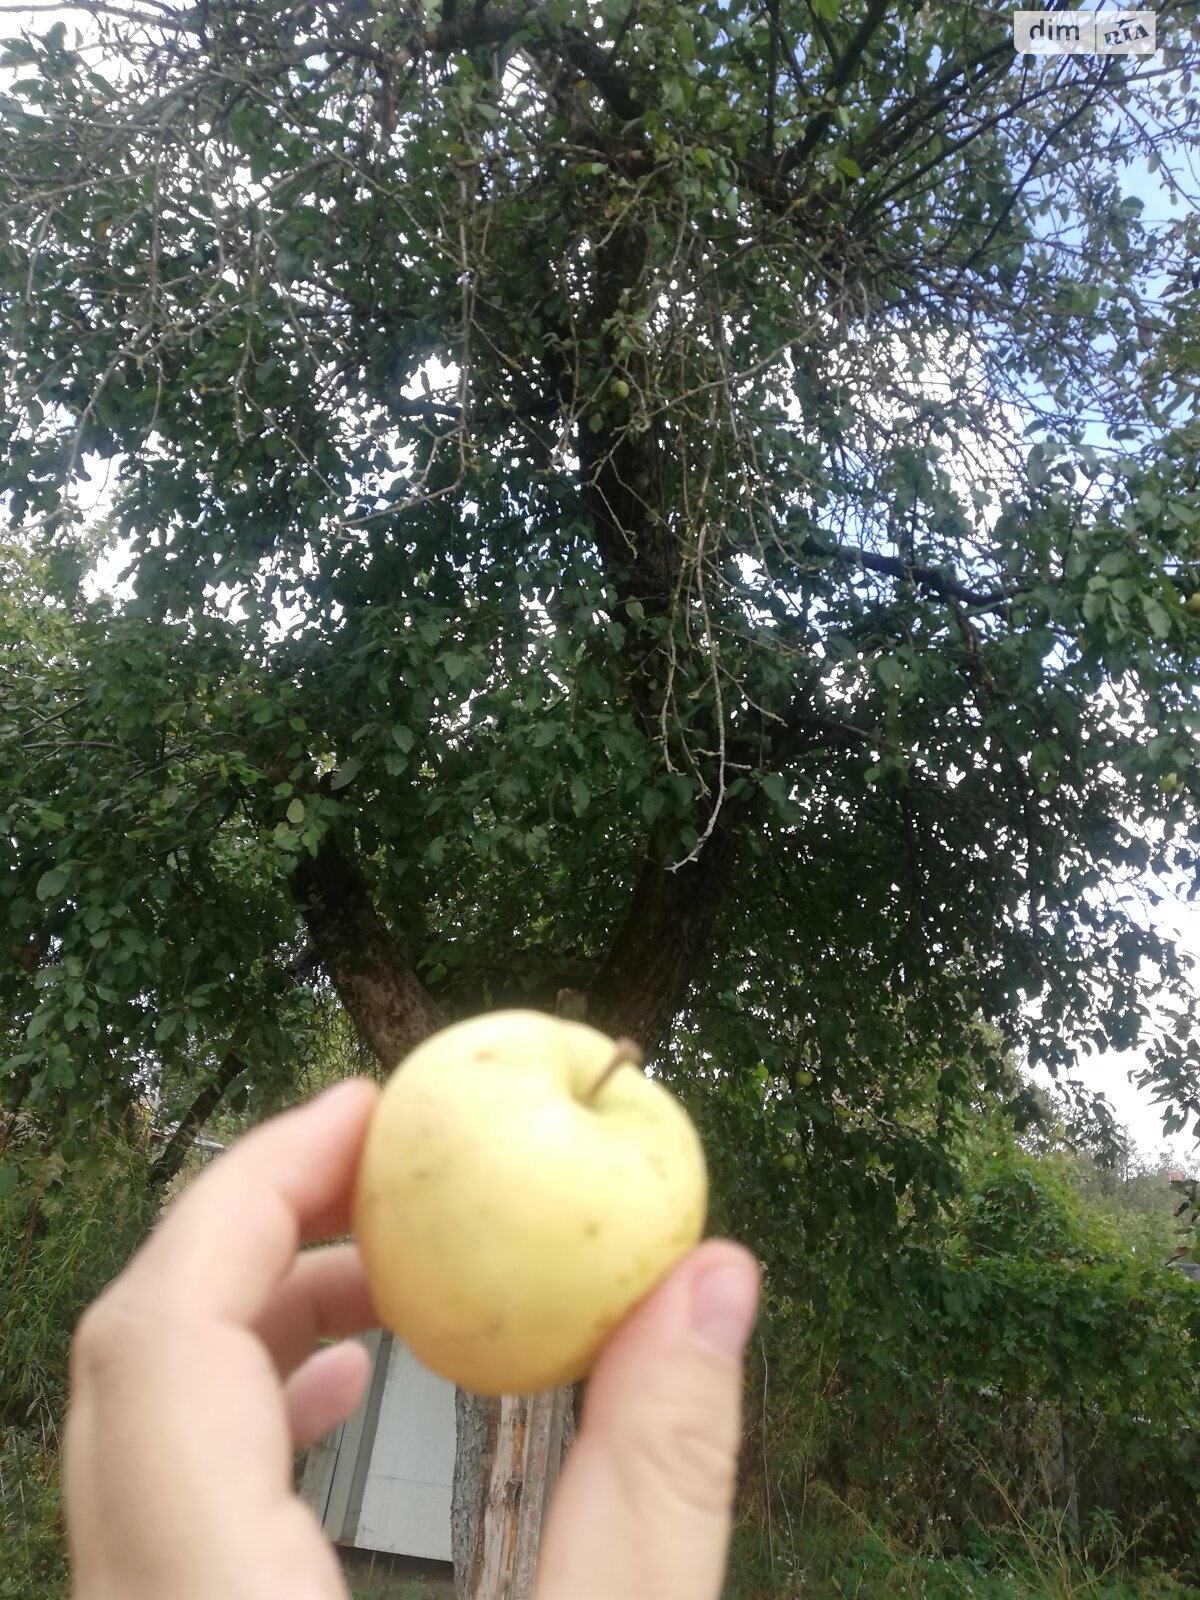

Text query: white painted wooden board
(352, 1342), (457, 1560)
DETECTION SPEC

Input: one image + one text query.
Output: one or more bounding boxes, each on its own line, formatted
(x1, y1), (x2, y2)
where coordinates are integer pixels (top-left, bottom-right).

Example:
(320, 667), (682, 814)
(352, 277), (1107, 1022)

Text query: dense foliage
(711, 1099), (1200, 1587)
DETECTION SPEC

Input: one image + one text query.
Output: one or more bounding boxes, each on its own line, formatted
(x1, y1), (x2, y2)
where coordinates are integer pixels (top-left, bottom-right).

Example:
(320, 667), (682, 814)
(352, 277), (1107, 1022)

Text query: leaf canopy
(1, 1), (1198, 1186)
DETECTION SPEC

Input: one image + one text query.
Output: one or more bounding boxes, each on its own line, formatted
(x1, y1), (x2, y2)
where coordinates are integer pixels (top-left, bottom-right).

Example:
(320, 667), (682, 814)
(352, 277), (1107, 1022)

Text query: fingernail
(689, 1259), (760, 1357)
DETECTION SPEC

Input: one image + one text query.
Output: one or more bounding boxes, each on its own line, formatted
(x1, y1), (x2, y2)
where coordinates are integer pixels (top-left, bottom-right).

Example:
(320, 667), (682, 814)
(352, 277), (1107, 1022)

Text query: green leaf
(642, 787), (666, 825)
(570, 775), (591, 815)
(1143, 598), (1172, 639)
(36, 865), (69, 901)
(329, 757), (362, 791)
(761, 772), (790, 811)
(26, 1007), (52, 1040)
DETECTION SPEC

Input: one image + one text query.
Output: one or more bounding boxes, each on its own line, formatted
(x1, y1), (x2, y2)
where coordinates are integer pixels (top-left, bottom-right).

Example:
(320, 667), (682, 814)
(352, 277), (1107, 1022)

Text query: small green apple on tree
(354, 1011), (707, 1395)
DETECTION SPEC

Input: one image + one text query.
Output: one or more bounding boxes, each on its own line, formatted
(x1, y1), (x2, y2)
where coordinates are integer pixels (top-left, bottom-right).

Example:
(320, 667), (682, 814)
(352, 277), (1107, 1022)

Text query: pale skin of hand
(65, 1079), (760, 1600)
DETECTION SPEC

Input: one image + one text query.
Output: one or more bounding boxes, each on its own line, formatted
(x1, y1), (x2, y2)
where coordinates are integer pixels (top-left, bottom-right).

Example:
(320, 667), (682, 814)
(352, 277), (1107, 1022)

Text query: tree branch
(852, 37), (1015, 172)
(430, 4), (643, 122)
(801, 534), (1017, 611)
(765, 0), (779, 160)
(586, 814), (740, 1052)
(148, 1049), (245, 1189)
(778, 0), (890, 175)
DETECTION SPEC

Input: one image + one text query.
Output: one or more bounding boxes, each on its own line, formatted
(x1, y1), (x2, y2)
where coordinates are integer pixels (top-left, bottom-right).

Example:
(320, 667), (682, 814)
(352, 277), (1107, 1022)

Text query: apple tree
(2, 0), (1200, 1587)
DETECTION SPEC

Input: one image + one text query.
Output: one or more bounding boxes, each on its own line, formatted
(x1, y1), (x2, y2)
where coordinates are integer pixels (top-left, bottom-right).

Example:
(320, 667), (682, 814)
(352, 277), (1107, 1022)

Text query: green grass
(344, 1583), (446, 1600)
(0, 1427), (67, 1600)
(725, 1512), (1200, 1600)
(6, 1445), (1198, 1600)
(339, 1550), (455, 1600)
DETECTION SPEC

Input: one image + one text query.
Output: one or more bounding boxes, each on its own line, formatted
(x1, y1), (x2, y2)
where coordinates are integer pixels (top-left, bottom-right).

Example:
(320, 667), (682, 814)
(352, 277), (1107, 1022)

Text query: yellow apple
(1187, 592), (1200, 616)
(353, 1010), (707, 1396)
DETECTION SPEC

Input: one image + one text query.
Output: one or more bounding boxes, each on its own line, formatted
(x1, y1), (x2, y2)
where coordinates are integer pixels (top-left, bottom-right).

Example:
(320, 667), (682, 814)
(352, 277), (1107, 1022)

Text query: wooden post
(461, 987), (582, 1598)
(511, 1388), (570, 1595)
(464, 1387), (571, 1600)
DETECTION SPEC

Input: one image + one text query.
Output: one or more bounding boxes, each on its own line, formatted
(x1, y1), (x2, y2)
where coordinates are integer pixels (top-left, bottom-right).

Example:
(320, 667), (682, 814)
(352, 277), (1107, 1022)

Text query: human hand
(65, 1080), (383, 1600)
(65, 1080), (760, 1600)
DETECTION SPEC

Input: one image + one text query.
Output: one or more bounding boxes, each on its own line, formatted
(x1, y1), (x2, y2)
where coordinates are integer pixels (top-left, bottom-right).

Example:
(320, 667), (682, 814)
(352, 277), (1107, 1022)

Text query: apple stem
(584, 1037), (645, 1102)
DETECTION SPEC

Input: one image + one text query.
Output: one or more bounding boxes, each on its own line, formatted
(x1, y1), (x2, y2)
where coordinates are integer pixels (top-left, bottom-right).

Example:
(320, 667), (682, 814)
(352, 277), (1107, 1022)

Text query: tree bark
(511, 1388), (570, 1593)
(462, 1396), (526, 1597)
(148, 1049), (245, 1189)
(587, 815), (741, 1052)
(454, 1390), (571, 1600)
(452, 1389), (495, 1592)
(292, 829), (442, 1065)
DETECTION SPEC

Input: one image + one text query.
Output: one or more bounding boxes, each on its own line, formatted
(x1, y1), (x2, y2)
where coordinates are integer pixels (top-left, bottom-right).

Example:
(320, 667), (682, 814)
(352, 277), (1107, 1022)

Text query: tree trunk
(292, 830), (441, 1065)
(452, 1390), (494, 1590)
(148, 1049), (245, 1189)
(587, 816), (740, 1051)
(453, 1389), (571, 1600)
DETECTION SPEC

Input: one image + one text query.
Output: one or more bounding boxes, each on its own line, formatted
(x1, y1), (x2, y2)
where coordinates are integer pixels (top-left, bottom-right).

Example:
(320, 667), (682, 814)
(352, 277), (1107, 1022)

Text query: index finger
(126, 1078), (379, 1325)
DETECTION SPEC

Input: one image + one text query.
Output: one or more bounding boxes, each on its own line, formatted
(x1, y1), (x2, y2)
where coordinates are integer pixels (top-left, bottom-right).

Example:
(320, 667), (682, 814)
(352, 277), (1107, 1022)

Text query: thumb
(535, 1240), (761, 1600)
